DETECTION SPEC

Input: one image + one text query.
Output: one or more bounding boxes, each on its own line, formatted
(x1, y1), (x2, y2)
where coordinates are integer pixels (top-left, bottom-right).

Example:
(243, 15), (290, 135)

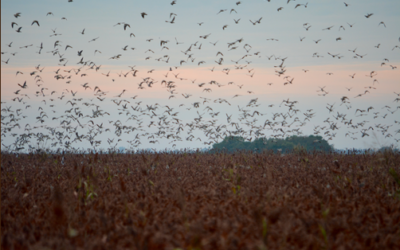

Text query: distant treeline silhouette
(211, 135), (334, 153)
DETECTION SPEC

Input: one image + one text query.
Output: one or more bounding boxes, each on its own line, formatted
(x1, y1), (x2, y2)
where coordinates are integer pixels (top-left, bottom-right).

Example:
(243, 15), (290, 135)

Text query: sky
(1, 0), (400, 152)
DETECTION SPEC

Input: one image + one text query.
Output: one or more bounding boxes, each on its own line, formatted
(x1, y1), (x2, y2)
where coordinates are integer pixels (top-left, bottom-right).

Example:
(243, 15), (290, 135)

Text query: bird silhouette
(31, 20), (40, 26)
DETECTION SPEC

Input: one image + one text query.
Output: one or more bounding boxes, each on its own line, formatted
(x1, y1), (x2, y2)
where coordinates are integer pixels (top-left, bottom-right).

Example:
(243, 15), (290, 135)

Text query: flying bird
(365, 13), (373, 18)
(378, 21), (386, 28)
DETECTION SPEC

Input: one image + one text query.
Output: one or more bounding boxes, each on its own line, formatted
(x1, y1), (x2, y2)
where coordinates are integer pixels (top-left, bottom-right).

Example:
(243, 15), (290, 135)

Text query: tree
(211, 135), (334, 153)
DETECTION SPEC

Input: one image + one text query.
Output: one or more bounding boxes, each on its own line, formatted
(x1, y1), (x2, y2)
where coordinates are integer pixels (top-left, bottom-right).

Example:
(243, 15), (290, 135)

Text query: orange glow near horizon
(2, 63), (398, 103)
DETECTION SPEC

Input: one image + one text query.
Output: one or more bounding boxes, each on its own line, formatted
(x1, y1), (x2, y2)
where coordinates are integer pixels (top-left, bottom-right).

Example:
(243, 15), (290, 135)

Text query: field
(1, 151), (400, 250)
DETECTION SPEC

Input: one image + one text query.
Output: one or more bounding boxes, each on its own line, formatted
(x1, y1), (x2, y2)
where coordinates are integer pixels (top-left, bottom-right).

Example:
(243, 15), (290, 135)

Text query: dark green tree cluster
(211, 135), (334, 153)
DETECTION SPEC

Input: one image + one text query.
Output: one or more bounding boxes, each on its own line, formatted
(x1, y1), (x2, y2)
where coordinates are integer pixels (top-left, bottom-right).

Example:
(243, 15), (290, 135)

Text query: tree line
(211, 135), (334, 153)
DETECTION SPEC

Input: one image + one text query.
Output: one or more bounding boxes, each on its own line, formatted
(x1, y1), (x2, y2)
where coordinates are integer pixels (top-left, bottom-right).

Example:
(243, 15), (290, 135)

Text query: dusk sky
(1, 0), (400, 152)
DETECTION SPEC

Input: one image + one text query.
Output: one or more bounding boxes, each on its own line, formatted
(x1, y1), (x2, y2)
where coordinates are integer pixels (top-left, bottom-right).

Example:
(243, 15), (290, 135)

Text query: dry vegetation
(1, 150), (400, 250)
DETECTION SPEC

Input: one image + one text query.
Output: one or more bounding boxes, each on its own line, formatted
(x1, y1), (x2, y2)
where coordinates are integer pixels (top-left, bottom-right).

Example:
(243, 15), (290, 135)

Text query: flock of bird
(1, 0), (399, 153)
